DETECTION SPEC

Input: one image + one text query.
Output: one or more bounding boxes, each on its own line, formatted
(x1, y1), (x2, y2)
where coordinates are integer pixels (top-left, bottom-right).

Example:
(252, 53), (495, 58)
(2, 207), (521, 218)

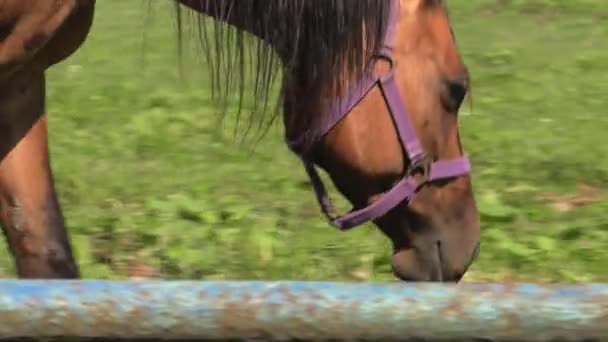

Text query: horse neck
(174, 1), (292, 60)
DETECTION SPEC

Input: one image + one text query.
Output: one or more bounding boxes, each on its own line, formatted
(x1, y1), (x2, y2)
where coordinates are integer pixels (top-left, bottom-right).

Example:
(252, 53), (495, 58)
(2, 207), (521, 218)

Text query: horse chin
(390, 243), (454, 283)
(390, 249), (431, 282)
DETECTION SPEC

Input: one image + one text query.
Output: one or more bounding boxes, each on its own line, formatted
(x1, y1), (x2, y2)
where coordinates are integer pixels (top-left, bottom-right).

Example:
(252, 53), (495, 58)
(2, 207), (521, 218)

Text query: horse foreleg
(0, 69), (79, 278)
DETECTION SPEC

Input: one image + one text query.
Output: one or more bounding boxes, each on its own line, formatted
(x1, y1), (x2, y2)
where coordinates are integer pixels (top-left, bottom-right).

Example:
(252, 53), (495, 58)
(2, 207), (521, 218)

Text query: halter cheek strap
(286, 0), (471, 230)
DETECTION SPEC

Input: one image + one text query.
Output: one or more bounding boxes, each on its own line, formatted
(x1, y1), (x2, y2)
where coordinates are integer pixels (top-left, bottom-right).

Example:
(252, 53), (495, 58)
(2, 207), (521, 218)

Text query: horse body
(0, 0), (480, 281)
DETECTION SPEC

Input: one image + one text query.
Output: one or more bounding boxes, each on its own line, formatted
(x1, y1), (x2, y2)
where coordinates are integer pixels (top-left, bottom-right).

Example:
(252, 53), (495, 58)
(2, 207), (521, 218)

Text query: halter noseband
(286, 0), (471, 231)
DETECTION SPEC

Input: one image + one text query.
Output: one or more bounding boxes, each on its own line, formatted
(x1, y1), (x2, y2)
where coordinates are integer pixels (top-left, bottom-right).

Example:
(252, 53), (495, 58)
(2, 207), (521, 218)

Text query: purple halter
(286, 0), (471, 231)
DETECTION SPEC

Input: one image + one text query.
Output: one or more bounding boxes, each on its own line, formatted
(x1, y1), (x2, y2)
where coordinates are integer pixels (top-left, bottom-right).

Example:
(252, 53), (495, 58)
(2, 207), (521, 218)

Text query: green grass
(0, 0), (606, 282)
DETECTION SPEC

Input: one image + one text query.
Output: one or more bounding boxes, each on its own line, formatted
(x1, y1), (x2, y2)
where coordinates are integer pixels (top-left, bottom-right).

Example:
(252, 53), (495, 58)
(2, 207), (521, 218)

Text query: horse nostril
(435, 240), (444, 282)
(471, 241), (480, 262)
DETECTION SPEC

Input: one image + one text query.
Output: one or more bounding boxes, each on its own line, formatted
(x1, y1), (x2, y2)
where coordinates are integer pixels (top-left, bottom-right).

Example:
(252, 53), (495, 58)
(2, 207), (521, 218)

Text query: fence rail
(0, 280), (606, 341)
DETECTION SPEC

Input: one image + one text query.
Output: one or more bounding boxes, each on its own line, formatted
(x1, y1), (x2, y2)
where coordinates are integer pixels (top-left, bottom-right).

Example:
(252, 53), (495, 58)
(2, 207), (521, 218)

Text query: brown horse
(0, 0), (480, 281)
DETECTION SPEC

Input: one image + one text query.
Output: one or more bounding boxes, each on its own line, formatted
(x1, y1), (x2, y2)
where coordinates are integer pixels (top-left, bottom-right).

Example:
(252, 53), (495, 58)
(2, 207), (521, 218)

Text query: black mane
(170, 0), (391, 140)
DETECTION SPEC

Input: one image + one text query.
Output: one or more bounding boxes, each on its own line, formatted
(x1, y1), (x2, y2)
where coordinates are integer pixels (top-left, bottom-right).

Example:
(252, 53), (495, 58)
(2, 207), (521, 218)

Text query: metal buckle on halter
(406, 155), (432, 185)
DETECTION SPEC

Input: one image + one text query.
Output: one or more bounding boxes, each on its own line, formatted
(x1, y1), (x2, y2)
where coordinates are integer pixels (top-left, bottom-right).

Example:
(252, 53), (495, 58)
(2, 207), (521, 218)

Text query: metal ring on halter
(406, 155), (432, 185)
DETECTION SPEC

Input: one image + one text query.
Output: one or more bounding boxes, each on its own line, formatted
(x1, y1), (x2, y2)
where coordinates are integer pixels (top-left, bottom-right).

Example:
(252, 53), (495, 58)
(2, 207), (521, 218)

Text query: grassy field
(0, 0), (606, 282)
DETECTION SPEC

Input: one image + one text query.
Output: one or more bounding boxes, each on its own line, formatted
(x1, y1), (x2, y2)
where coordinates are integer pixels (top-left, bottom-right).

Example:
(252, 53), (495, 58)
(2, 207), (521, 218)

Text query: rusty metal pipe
(0, 280), (606, 341)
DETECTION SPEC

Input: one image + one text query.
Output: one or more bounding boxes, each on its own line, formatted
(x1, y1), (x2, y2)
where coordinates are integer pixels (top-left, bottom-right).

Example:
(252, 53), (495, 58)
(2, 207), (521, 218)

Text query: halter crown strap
(287, 0), (471, 230)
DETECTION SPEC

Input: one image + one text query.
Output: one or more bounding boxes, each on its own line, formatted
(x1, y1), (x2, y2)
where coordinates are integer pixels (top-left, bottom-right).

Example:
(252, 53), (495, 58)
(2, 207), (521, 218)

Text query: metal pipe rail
(0, 280), (606, 341)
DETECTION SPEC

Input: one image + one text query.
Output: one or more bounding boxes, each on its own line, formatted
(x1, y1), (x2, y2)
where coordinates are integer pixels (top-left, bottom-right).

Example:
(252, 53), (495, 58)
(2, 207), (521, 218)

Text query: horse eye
(441, 77), (468, 112)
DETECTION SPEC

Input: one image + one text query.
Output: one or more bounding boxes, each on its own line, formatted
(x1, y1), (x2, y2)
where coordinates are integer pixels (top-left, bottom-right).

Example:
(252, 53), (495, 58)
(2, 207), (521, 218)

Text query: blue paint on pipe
(0, 280), (606, 340)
